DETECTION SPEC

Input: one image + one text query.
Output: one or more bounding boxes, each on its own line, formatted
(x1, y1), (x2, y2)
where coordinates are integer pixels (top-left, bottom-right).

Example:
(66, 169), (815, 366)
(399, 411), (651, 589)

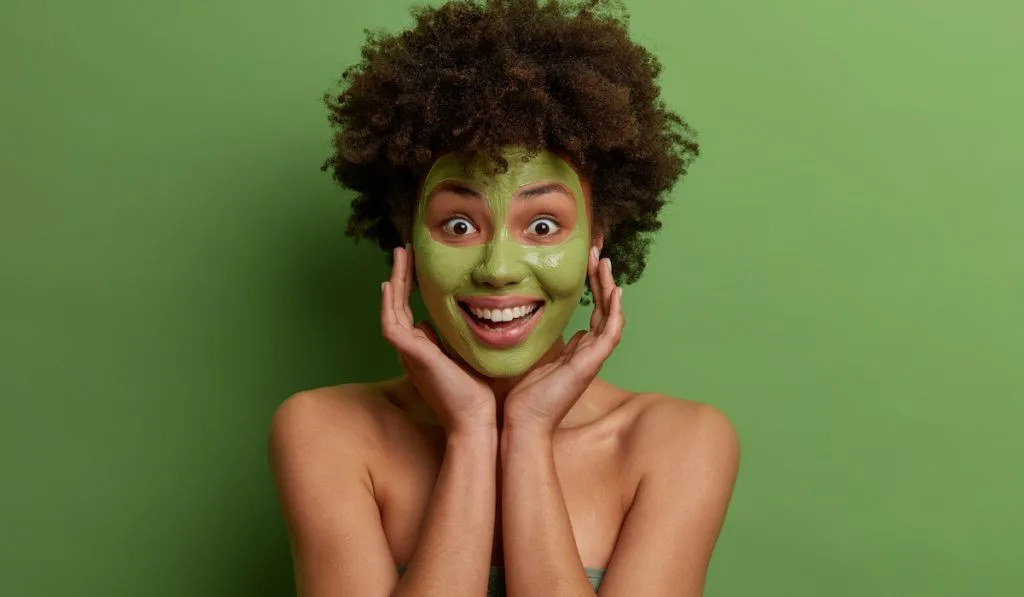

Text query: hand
(503, 247), (625, 434)
(381, 245), (496, 433)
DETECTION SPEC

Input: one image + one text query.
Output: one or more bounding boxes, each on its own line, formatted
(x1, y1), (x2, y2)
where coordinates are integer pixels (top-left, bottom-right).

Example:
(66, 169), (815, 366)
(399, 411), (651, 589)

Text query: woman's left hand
(503, 247), (625, 434)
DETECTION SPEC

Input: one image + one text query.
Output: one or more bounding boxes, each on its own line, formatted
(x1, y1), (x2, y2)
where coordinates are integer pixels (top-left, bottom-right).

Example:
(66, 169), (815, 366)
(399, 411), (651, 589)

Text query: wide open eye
(442, 216), (478, 236)
(526, 217), (560, 237)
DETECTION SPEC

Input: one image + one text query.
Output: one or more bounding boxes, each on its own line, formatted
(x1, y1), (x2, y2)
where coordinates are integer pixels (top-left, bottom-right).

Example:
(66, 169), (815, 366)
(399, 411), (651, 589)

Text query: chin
(466, 358), (531, 380)
(458, 346), (540, 379)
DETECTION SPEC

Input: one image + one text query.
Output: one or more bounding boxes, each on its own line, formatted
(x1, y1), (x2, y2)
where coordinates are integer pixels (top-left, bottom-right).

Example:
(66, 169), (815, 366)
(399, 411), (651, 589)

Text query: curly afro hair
(322, 0), (699, 287)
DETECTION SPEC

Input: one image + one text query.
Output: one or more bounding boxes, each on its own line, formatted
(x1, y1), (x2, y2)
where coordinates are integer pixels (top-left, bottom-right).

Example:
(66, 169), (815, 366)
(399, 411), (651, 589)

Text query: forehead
(420, 147), (584, 202)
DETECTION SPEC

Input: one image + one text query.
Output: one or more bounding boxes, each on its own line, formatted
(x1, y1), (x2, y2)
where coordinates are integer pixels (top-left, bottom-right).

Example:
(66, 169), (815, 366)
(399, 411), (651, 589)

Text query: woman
(269, 1), (739, 596)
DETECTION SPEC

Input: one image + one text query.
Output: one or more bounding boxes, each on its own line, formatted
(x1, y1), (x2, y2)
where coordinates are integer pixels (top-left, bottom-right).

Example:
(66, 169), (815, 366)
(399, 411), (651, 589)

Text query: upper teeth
(470, 303), (538, 322)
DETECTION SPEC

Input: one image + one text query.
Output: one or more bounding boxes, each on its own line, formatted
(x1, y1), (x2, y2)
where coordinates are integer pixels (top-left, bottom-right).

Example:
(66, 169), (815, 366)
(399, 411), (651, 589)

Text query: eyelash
(438, 215), (560, 238)
(442, 216), (478, 236)
(526, 217), (560, 236)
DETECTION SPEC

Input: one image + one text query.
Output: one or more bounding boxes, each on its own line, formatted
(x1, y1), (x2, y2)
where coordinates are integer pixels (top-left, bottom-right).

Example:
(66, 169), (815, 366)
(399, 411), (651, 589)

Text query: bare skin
(270, 244), (739, 597)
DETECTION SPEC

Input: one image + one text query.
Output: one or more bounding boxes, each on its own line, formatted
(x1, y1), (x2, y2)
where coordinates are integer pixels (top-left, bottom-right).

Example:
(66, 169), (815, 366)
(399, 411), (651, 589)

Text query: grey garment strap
(583, 566), (606, 590)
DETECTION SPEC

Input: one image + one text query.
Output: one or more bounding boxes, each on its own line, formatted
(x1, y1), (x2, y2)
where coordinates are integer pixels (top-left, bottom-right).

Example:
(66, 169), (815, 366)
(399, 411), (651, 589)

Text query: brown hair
(322, 0), (699, 286)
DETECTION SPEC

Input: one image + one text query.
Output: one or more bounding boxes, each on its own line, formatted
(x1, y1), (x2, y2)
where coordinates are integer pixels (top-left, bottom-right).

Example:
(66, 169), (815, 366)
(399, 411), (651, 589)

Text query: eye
(442, 216), (478, 236)
(526, 217), (560, 237)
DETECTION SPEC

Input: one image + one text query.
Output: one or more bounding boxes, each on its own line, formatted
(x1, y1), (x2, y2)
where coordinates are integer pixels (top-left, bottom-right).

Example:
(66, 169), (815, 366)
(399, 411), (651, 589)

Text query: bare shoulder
(270, 383), (389, 449)
(620, 392), (740, 480)
(269, 384), (421, 594)
(268, 381), (416, 481)
(589, 396), (739, 593)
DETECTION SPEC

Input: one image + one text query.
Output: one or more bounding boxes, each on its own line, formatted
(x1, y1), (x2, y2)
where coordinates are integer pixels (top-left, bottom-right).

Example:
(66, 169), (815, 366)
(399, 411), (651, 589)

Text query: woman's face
(412, 147), (591, 378)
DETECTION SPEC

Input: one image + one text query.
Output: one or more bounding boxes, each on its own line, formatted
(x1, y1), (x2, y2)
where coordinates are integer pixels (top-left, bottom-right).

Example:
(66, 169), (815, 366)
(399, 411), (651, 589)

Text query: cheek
(527, 237), (589, 298)
(415, 242), (483, 294)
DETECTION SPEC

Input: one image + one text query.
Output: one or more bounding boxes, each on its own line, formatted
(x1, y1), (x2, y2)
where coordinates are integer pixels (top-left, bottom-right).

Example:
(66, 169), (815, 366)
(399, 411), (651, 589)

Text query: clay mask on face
(413, 147), (590, 378)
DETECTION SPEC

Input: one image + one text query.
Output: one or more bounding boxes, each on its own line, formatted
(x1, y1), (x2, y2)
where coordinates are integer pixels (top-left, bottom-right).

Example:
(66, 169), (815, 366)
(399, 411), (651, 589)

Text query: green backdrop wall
(2, 0), (1021, 595)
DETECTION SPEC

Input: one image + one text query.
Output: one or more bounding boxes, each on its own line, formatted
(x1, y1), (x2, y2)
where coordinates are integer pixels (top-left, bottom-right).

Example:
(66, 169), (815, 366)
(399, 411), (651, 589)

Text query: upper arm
(269, 388), (398, 597)
(600, 401), (740, 597)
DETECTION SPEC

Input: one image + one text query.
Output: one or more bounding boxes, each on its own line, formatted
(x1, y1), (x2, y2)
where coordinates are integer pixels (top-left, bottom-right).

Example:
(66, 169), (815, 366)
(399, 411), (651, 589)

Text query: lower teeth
(482, 317), (520, 328)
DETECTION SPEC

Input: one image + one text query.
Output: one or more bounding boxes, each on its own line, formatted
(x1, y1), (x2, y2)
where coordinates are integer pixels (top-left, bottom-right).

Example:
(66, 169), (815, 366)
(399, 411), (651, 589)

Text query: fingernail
(381, 282), (386, 294)
(591, 246), (599, 260)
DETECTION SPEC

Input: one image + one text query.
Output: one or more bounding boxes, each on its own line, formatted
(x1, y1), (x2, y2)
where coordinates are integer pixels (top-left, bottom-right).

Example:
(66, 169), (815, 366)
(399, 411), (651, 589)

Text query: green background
(2, 0), (1021, 595)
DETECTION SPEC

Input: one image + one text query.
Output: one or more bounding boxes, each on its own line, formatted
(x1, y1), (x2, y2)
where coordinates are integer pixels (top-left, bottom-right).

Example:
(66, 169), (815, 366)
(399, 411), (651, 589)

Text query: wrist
(447, 419), (499, 448)
(446, 401), (498, 434)
(500, 418), (554, 459)
(502, 410), (557, 437)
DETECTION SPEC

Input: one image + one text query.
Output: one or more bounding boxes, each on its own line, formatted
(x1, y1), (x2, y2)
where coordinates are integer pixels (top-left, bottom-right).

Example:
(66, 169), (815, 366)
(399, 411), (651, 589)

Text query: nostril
(472, 270), (524, 287)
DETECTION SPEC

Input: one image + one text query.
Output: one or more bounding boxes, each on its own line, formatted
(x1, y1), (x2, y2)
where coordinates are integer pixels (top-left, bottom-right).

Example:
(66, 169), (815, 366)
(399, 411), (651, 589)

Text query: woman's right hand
(381, 245), (496, 434)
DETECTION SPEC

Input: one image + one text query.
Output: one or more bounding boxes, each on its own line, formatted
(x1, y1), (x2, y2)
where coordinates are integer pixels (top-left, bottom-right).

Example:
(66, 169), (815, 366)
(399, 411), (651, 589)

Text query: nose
(471, 232), (529, 288)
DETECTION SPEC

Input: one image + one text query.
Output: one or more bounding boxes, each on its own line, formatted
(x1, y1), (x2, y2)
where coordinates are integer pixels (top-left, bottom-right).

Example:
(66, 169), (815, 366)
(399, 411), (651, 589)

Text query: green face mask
(412, 147), (591, 378)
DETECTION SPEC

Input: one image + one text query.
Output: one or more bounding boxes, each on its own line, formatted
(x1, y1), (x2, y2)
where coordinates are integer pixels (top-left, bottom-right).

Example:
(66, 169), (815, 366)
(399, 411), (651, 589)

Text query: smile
(456, 296), (545, 348)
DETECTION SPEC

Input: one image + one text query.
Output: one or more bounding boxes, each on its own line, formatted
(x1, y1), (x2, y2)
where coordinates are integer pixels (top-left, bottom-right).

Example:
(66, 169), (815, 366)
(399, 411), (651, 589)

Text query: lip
(456, 296), (545, 348)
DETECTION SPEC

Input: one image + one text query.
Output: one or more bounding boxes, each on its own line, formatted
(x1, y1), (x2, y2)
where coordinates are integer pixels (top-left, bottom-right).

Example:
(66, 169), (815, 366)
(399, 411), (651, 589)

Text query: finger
(390, 247), (413, 327)
(401, 245), (416, 323)
(600, 258), (616, 316)
(389, 246), (405, 288)
(561, 330), (587, 362)
(587, 246), (603, 309)
(593, 259), (617, 334)
(404, 243), (415, 287)
(387, 248), (405, 321)
(587, 248), (605, 330)
(597, 286), (625, 349)
(383, 281), (423, 355)
(380, 281), (402, 347)
(391, 245), (405, 299)
(573, 286), (624, 372)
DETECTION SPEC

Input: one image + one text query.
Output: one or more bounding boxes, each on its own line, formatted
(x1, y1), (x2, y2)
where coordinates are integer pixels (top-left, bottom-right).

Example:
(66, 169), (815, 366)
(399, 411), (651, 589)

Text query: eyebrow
(431, 181), (484, 199)
(516, 182), (573, 200)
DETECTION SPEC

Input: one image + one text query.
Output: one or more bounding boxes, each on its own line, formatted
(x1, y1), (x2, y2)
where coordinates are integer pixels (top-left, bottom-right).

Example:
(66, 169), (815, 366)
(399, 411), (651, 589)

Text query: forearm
(393, 427), (498, 597)
(500, 424), (596, 597)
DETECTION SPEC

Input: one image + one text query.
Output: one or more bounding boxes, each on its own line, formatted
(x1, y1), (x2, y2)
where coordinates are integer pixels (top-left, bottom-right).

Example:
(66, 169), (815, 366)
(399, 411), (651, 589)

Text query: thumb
(416, 321), (488, 383)
(398, 352), (417, 377)
(415, 321), (444, 349)
(561, 330), (587, 361)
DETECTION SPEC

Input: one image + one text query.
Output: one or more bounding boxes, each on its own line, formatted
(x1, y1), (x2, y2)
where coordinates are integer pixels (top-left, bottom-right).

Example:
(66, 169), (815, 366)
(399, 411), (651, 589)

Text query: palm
(505, 250), (625, 428)
(381, 246), (493, 428)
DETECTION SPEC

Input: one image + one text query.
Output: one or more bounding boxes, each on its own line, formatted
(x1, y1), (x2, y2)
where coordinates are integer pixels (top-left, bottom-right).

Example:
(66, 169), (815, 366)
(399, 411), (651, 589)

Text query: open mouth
(456, 299), (545, 348)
